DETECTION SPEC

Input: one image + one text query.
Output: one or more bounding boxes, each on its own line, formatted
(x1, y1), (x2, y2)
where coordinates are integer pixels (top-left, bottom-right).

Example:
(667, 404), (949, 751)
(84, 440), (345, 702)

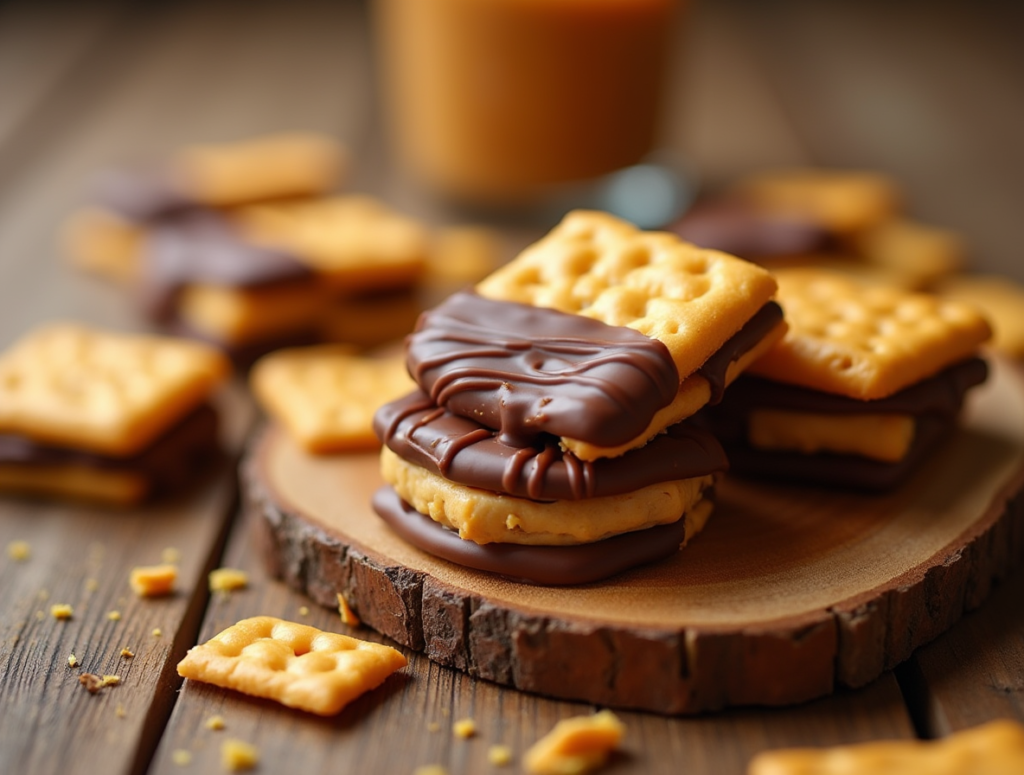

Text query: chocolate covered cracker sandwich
(372, 211), (785, 584)
(0, 324), (229, 504)
(698, 268), (992, 491)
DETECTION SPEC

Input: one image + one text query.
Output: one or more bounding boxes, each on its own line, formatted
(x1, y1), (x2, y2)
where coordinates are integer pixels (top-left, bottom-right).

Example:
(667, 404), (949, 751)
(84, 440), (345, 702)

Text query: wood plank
(726, 0), (1024, 280)
(152, 474), (914, 775)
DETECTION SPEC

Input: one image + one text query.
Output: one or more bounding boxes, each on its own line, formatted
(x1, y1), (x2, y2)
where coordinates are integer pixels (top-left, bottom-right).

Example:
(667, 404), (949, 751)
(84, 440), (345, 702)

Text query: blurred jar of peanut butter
(374, 0), (683, 205)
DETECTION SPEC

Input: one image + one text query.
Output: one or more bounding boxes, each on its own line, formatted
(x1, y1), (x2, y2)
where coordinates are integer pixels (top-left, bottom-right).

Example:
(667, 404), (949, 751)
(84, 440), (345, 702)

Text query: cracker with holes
(251, 345), (414, 454)
(371, 210), (777, 584)
(747, 719), (1024, 775)
(176, 616), (407, 716)
(0, 323), (228, 504)
(698, 268), (991, 490)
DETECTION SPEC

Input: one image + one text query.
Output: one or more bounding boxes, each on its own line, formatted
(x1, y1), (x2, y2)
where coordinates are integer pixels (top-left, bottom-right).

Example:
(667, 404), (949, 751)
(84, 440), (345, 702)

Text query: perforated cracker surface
(176, 616), (407, 716)
(748, 719), (1024, 775)
(251, 346), (413, 453)
(748, 268), (991, 399)
(0, 324), (228, 455)
(476, 211), (777, 382)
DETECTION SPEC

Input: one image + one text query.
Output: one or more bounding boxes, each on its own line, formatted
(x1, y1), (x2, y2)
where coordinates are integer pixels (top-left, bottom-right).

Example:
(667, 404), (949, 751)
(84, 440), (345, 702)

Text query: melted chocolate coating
(669, 199), (834, 260)
(696, 301), (783, 404)
(91, 163), (192, 221)
(141, 209), (312, 321)
(696, 358), (989, 491)
(0, 403), (222, 496)
(406, 292), (680, 448)
(375, 390), (727, 500)
(372, 486), (697, 586)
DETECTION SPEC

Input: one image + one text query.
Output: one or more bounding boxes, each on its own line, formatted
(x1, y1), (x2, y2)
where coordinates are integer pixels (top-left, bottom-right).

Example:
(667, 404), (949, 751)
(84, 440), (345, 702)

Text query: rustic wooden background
(1, 0), (1022, 773)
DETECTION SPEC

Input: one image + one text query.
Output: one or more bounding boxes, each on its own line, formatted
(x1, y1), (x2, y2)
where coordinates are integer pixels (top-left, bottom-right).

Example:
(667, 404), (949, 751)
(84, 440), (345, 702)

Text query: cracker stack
(0, 323), (229, 504)
(698, 268), (992, 491)
(372, 211), (785, 585)
(62, 133), (430, 364)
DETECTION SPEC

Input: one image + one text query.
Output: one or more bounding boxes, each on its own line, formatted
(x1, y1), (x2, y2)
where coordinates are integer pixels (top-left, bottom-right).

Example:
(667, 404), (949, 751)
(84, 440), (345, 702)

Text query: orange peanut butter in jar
(374, 0), (682, 203)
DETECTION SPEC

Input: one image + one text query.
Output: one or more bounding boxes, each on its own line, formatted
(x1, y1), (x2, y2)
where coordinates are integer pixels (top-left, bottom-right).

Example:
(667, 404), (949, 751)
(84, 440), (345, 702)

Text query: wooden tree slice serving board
(245, 354), (1024, 714)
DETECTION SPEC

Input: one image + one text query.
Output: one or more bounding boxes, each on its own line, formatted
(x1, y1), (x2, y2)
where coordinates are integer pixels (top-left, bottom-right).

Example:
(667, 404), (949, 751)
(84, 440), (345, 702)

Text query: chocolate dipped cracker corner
(699, 267), (992, 491)
(372, 210), (785, 585)
(0, 323), (229, 504)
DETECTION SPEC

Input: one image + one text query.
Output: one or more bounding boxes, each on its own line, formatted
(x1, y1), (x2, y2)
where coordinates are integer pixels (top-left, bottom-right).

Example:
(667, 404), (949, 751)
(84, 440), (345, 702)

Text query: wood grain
(248, 356), (1024, 714)
(154, 471), (915, 775)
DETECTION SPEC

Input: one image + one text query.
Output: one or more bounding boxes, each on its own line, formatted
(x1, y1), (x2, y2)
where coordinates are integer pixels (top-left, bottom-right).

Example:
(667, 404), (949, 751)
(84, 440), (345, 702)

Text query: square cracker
(233, 195), (427, 294)
(748, 719), (1024, 775)
(251, 345), (414, 453)
(476, 210), (778, 384)
(176, 616), (407, 716)
(748, 268), (991, 400)
(0, 323), (229, 456)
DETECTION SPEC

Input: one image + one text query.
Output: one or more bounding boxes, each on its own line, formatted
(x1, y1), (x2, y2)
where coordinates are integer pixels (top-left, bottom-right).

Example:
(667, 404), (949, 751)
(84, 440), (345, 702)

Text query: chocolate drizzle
(372, 486), (697, 586)
(406, 292), (680, 447)
(374, 389), (728, 500)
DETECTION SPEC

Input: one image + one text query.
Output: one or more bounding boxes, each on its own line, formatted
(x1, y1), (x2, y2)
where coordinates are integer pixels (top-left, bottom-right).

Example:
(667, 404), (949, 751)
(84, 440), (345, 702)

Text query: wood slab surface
(249, 354), (1024, 714)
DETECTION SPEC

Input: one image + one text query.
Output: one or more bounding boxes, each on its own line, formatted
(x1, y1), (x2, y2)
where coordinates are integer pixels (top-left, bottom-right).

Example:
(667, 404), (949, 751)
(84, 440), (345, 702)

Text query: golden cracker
(525, 710), (625, 775)
(251, 346), (414, 453)
(234, 195), (427, 294)
(0, 324), (229, 456)
(61, 208), (143, 283)
(176, 616), (407, 716)
(177, 279), (331, 346)
(732, 168), (901, 234)
(476, 210), (778, 385)
(380, 447), (713, 546)
(748, 268), (991, 399)
(936, 274), (1024, 359)
(747, 719), (1024, 775)
(175, 132), (345, 207)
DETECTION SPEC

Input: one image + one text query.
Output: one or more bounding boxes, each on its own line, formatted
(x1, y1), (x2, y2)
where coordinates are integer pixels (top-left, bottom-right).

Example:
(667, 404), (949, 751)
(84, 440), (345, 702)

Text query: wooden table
(1, 1), (1022, 773)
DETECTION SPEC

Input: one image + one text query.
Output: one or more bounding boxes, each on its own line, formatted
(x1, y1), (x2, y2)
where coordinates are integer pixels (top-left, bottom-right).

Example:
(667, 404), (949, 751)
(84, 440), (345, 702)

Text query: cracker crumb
(51, 604), (73, 620)
(68, 653), (79, 668)
(162, 547), (181, 564)
(427, 721), (441, 733)
(85, 578), (99, 592)
(172, 749), (192, 767)
(152, 628), (163, 638)
(79, 673), (102, 693)
(115, 704), (126, 718)
(7, 540), (30, 561)
(524, 710), (624, 775)
(488, 745), (513, 767)
(452, 718), (477, 739)
(121, 647), (134, 659)
(107, 610), (122, 621)
(130, 564), (177, 597)
(413, 767), (449, 775)
(337, 593), (360, 626)
(102, 675), (121, 687)
(206, 714), (226, 731)
(209, 568), (249, 593)
(298, 606), (310, 617)
(221, 739), (259, 771)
